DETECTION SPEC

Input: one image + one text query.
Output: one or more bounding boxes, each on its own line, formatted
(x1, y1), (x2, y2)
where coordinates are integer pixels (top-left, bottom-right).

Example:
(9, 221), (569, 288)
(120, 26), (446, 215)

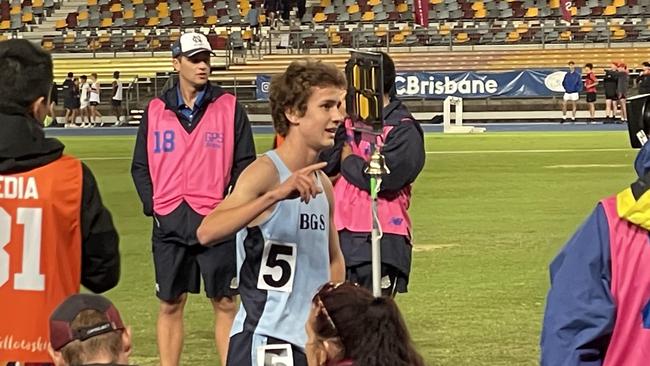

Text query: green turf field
(60, 131), (636, 366)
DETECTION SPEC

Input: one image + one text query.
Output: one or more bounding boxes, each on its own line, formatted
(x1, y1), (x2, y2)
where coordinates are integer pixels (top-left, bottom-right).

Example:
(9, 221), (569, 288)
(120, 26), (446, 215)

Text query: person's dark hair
(585, 63), (593, 69)
(91, 72), (98, 79)
(643, 61), (650, 68)
(568, 61), (575, 66)
(81, 75), (87, 81)
(67, 72), (74, 78)
(313, 283), (426, 366)
(0, 39), (53, 112)
(113, 71), (120, 79)
(269, 59), (346, 137)
(379, 51), (396, 97)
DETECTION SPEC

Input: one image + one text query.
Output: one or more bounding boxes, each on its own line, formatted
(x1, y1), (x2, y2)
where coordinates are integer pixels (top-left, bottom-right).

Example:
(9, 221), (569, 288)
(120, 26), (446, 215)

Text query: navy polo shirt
(177, 86), (206, 125)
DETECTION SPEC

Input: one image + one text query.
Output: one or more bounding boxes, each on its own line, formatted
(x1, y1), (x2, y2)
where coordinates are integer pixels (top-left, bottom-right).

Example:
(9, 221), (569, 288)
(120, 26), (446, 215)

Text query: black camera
(627, 94), (650, 148)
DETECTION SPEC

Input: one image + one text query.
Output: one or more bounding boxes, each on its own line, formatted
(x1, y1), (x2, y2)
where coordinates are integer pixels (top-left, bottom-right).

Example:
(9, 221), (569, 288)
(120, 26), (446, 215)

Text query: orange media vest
(0, 155), (83, 362)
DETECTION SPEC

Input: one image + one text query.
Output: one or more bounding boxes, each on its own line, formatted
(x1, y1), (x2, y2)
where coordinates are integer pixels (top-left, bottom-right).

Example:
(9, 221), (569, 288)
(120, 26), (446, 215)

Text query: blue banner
(256, 69), (572, 100)
(394, 69), (569, 99)
(256, 75), (272, 100)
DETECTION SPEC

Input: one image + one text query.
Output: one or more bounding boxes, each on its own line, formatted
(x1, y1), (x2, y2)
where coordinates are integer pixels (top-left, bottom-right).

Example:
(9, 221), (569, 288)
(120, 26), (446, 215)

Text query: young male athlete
(197, 59), (346, 366)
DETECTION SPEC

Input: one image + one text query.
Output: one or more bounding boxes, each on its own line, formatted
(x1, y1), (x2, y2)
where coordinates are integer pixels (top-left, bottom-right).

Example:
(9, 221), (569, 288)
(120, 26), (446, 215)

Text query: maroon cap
(49, 294), (125, 351)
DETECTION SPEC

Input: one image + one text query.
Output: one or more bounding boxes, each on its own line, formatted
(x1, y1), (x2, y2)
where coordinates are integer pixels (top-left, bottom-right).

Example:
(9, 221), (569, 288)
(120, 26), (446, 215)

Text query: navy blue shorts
(152, 239), (238, 301)
(338, 230), (412, 295)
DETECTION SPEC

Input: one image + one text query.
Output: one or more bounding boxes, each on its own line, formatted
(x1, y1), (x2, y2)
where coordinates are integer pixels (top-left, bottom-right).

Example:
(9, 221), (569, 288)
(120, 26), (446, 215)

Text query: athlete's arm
(197, 159), (327, 246)
(80, 164), (120, 293)
(320, 171), (345, 282)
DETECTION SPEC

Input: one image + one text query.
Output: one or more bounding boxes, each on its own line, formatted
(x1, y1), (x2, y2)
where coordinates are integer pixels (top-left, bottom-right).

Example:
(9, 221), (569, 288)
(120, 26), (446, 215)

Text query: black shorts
(90, 101), (99, 106)
(152, 238), (238, 301)
(64, 97), (76, 110)
(226, 331), (307, 366)
(338, 230), (412, 295)
(605, 91), (618, 101)
(346, 262), (407, 297)
(111, 99), (122, 107)
(586, 92), (597, 103)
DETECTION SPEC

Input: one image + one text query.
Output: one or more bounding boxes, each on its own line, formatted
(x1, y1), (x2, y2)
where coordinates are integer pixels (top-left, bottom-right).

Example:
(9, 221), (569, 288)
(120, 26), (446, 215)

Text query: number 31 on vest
(0, 207), (45, 291)
(257, 241), (297, 293)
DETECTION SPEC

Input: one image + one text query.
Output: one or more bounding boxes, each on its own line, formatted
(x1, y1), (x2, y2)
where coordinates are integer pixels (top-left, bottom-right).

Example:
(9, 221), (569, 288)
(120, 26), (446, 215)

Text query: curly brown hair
(269, 59), (347, 137)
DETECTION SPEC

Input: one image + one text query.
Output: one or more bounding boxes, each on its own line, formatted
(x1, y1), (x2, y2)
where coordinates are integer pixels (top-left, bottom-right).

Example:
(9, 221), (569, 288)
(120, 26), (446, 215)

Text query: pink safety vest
(147, 94), (235, 216)
(600, 196), (650, 366)
(333, 118), (412, 238)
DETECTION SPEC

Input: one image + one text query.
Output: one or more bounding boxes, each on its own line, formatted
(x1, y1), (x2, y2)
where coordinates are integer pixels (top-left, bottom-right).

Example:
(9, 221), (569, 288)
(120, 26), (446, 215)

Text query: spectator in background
(617, 63), (629, 124)
(306, 282), (426, 366)
(111, 71), (125, 126)
(79, 75), (91, 128)
(637, 61), (650, 95)
(247, 2), (260, 39)
(72, 77), (81, 126)
(0, 39), (120, 365)
(583, 63), (598, 124)
(46, 81), (59, 127)
(603, 62), (619, 123)
(88, 73), (102, 126)
(48, 294), (132, 366)
(264, 0), (280, 27)
(62, 72), (77, 127)
(561, 61), (581, 123)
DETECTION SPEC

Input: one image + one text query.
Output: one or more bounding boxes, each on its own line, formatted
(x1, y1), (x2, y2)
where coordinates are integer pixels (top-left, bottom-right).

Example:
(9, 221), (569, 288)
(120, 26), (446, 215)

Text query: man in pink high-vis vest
(130, 32), (256, 366)
(320, 52), (425, 297)
(541, 142), (650, 366)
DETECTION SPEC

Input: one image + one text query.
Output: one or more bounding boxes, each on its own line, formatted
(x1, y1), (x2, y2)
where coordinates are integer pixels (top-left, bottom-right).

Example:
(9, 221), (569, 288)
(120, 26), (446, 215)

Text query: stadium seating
(301, 0), (650, 24)
(206, 47), (650, 82)
(44, 46), (650, 87)
(55, 0), (265, 30)
(0, 0), (60, 31)
(50, 0), (650, 31)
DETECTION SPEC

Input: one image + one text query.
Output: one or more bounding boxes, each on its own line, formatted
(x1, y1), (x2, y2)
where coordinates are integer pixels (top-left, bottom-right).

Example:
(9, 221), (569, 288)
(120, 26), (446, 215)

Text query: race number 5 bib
(257, 344), (294, 366)
(257, 240), (297, 293)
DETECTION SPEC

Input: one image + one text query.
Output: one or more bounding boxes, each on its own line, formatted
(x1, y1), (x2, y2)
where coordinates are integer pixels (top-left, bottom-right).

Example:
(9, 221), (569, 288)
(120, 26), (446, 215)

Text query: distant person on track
(603, 62), (620, 123)
(561, 61), (582, 124)
(583, 63), (598, 124)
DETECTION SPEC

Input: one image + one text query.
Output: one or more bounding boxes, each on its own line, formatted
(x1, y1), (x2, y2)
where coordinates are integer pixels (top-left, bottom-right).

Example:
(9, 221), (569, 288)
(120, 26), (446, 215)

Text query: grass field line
(545, 164), (628, 168)
(425, 148), (629, 154)
(80, 147), (630, 161)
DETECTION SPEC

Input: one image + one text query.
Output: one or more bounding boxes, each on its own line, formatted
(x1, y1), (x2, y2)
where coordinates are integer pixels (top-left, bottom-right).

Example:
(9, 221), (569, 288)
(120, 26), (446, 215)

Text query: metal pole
(366, 143), (389, 297)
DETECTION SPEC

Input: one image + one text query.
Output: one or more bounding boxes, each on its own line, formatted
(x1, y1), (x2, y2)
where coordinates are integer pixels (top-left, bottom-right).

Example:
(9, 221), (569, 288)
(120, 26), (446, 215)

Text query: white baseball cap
(171, 32), (215, 58)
